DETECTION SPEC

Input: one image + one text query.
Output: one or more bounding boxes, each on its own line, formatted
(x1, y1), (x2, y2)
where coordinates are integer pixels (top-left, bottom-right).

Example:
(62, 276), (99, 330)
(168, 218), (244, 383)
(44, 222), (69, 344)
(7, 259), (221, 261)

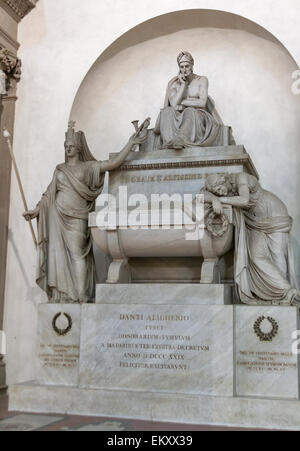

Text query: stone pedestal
(96, 283), (233, 305)
(9, 383), (300, 431)
(8, 287), (300, 430)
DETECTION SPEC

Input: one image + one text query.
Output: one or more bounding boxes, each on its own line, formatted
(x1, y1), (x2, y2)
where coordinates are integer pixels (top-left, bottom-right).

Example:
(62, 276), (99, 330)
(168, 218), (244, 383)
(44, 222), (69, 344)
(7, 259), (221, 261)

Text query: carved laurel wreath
(206, 211), (229, 237)
(253, 316), (279, 342)
(52, 312), (73, 337)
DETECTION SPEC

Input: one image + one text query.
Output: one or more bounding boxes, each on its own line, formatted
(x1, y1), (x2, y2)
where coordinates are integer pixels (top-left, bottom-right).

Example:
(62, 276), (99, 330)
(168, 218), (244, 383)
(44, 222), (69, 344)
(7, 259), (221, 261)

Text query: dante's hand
(178, 73), (187, 85)
(23, 207), (39, 221)
(212, 198), (223, 215)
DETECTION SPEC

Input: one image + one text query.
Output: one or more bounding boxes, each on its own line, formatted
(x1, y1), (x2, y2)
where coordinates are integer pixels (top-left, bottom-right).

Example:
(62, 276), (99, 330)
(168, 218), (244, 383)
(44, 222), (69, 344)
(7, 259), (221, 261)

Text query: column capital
(0, 46), (21, 96)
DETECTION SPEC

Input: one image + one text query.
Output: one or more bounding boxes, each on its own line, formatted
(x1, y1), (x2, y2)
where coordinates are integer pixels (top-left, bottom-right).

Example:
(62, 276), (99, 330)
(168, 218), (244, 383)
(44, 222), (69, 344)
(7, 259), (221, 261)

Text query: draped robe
(155, 75), (225, 147)
(233, 184), (298, 305)
(36, 161), (104, 303)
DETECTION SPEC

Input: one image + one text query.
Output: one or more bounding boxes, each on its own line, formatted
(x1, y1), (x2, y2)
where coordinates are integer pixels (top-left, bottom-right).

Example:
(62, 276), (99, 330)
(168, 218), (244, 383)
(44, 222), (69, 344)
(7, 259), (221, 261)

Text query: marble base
(10, 300), (300, 430)
(235, 306), (300, 399)
(79, 304), (234, 396)
(96, 283), (233, 305)
(9, 382), (300, 430)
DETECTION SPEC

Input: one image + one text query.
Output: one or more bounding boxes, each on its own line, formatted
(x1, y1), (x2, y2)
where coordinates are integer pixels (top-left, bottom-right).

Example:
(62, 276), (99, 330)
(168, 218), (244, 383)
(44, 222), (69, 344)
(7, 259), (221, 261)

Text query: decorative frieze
(119, 157), (257, 176)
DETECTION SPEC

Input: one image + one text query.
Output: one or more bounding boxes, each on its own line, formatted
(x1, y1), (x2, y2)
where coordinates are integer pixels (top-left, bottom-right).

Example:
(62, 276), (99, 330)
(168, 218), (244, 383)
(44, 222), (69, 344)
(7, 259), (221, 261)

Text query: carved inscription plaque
(36, 304), (81, 386)
(79, 304), (234, 396)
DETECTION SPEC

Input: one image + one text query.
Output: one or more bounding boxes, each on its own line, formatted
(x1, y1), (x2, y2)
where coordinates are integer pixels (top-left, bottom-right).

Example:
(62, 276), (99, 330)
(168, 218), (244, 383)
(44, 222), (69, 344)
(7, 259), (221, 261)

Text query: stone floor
(0, 394), (269, 431)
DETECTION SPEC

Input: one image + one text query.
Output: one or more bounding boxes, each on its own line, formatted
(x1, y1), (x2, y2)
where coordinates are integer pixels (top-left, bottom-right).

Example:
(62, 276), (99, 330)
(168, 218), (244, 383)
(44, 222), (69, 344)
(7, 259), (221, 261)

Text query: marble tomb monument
(9, 51), (300, 430)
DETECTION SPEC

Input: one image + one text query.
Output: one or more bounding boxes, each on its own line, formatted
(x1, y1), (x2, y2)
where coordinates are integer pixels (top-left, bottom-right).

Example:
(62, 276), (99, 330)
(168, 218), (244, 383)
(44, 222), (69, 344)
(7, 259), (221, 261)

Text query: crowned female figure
(23, 121), (148, 303)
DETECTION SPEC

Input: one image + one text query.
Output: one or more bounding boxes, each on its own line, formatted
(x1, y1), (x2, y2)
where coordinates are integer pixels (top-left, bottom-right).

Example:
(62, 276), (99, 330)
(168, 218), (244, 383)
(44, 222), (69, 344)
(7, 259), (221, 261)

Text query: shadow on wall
(94, 9), (293, 67)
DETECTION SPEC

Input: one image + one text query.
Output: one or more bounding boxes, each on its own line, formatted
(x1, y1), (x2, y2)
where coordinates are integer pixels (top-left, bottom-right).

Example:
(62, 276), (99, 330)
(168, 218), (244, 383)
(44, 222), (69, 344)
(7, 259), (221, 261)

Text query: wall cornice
(0, 0), (38, 23)
(0, 25), (19, 51)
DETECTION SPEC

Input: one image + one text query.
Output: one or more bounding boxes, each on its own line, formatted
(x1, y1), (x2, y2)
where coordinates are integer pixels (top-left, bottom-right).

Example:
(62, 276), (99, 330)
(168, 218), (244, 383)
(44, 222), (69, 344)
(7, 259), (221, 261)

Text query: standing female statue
(23, 121), (148, 303)
(204, 172), (300, 306)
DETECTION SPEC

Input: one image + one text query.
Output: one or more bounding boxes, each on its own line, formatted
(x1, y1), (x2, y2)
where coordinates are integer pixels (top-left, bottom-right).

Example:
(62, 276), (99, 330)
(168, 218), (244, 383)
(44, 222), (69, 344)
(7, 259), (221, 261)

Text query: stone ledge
(8, 382), (300, 430)
(96, 283), (233, 305)
(0, 0), (38, 22)
(108, 145), (258, 178)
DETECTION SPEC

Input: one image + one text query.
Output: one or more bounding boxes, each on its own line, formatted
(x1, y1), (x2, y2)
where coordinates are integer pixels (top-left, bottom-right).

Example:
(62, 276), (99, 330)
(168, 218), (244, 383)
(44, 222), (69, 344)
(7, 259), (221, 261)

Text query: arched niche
(70, 9), (300, 279)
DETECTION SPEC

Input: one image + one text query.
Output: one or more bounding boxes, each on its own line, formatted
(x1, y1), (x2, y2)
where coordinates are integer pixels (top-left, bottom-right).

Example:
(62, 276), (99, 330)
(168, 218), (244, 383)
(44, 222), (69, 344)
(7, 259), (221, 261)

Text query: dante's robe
(155, 76), (225, 147)
(36, 162), (104, 303)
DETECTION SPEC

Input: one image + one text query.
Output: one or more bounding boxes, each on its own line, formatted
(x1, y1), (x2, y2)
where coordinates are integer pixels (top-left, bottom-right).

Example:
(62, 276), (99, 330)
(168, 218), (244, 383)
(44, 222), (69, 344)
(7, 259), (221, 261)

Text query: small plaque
(36, 304), (81, 386)
(235, 306), (299, 399)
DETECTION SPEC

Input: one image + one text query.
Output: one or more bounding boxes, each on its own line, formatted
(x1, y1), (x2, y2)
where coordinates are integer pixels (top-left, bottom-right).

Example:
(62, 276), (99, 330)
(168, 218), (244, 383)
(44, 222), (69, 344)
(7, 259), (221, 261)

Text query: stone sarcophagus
(90, 145), (258, 284)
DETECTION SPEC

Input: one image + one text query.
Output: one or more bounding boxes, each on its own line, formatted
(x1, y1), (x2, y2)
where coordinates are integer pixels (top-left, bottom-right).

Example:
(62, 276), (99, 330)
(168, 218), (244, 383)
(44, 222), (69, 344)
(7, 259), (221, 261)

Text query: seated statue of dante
(154, 51), (229, 150)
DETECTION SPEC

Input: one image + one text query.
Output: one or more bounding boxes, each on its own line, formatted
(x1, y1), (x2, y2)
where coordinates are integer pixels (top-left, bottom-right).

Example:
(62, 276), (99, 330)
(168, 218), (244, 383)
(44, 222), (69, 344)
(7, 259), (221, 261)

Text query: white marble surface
(9, 382), (300, 430)
(91, 147), (240, 284)
(106, 146), (255, 200)
(36, 304), (81, 387)
(6, 3), (300, 387)
(79, 304), (234, 396)
(235, 306), (300, 399)
(96, 283), (233, 305)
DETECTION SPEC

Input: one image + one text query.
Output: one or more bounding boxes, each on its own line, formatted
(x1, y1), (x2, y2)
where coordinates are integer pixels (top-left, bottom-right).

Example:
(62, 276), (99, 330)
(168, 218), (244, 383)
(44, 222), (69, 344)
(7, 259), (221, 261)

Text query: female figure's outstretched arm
(101, 119), (150, 172)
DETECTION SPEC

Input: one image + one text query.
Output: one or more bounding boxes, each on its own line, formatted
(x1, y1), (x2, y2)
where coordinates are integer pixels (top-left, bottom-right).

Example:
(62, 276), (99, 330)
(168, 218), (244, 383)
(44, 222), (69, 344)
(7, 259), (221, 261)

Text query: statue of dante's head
(177, 51), (194, 67)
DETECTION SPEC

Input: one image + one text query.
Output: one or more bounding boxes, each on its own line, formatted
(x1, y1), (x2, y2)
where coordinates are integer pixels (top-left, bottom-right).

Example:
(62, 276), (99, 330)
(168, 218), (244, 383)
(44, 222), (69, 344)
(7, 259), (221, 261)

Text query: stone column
(0, 59), (19, 394)
(0, 0), (38, 395)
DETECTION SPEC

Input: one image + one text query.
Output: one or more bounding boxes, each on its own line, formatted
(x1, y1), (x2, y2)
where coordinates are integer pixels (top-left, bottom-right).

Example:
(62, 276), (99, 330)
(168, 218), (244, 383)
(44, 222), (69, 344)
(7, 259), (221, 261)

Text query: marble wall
(4, 0), (300, 385)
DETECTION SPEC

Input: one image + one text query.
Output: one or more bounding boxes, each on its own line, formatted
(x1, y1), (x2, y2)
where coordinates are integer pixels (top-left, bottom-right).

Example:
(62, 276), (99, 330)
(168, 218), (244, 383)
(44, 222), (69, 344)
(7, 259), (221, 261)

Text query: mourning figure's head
(206, 174), (232, 197)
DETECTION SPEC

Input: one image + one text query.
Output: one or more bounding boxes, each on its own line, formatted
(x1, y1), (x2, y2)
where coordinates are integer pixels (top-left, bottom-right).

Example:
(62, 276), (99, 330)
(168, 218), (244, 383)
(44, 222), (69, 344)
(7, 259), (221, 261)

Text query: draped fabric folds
(234, 204), (298, 305)
(36, 162), (104, 303)
(155, 76), (224, 148)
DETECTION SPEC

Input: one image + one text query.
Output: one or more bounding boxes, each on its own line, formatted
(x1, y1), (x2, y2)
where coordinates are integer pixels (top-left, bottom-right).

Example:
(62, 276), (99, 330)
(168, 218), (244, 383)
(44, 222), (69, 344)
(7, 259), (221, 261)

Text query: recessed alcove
(71, 9), (300, 280)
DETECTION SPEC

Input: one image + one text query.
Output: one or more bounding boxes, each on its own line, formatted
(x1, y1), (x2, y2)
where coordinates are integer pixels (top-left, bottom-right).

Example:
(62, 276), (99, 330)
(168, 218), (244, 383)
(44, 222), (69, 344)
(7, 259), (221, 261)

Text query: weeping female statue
(23, 121), (148, 303)
(204, 172), (300, 306)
